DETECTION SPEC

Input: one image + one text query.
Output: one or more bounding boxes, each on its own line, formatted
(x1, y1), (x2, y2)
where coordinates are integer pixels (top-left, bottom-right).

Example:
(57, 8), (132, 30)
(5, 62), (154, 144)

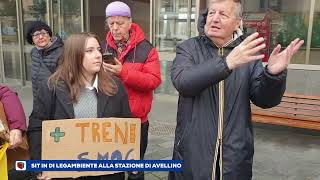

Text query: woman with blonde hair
(27, 32), (131, 180)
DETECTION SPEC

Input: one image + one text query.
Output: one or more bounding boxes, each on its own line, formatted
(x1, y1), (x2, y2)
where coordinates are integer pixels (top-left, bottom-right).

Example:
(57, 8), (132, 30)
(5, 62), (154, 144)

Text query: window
(244, 0), (320, 65)
(22, 0), (48, 81)
(154, 0), (196, 52)
(0, 0), (20, 82)
(309, 0), (320, 65)
(153, 0), (196, 95)
(53, 0), (82, 40)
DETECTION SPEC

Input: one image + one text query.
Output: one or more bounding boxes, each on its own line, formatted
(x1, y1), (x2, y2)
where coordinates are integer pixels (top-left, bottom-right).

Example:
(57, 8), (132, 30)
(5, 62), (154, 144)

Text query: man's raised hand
(226, 32), (265, 70)
(267, 38), (304, 75)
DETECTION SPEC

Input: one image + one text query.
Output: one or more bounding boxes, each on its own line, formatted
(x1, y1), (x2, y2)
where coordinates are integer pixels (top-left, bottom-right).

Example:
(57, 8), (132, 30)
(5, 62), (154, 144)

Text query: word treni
(75, 122), (137, 144)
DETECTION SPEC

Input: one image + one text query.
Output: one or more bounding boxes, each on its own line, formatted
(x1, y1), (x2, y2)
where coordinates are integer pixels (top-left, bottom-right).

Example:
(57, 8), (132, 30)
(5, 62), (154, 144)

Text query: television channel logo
(15, 161), (26, 171)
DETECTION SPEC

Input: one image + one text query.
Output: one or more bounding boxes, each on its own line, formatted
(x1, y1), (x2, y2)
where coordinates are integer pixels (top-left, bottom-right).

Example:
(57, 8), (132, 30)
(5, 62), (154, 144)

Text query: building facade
(0, 0), (319, 95)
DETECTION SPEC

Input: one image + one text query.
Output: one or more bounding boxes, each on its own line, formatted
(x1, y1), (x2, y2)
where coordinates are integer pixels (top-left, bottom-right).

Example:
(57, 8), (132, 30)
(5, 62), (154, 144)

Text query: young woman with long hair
(27, 32), (131, 180)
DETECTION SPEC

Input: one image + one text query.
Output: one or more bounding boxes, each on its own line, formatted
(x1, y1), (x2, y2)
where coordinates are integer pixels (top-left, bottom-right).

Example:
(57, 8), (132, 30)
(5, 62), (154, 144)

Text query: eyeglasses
(32, 31), (48, 38)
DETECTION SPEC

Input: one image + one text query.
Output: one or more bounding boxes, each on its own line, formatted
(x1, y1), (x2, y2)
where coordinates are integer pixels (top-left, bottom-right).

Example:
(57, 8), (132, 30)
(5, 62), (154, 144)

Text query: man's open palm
(267, 38), (304, 75)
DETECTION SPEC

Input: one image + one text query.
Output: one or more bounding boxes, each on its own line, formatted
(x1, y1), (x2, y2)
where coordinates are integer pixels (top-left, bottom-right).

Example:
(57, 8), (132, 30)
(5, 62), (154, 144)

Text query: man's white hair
(208, 0), (243, 19)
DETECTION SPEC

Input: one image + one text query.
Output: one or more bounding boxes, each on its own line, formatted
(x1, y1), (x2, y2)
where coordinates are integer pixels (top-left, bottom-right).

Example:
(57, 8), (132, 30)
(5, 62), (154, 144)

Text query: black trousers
(127, 121), (149, 180)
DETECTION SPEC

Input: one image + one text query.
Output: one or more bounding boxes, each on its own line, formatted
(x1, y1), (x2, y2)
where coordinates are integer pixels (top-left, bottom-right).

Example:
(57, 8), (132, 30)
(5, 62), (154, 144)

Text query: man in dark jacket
(103, 2), (161, 180)
(169, 0), (304, 180)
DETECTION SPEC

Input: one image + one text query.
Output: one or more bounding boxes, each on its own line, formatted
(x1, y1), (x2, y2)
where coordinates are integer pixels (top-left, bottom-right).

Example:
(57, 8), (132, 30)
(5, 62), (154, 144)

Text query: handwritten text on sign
(42, 118), (141, 178)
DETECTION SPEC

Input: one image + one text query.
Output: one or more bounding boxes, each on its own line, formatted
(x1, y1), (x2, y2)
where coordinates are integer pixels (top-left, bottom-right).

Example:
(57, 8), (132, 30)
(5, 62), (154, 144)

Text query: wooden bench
(251, 93), (320, 131)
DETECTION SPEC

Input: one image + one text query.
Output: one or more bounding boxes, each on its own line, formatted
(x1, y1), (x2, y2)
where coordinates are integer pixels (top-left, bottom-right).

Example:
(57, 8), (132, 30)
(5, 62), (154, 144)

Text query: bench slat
(252, 114), (320, 131)
(252, 102), (320, 113)
(277, 102), (320, 111)
(284, 93), (320, 101)
(251, 93), (320, 131)
(252, 109), (320, 122)
(281, 97), (320, 106)
(251, 106), (320, 117)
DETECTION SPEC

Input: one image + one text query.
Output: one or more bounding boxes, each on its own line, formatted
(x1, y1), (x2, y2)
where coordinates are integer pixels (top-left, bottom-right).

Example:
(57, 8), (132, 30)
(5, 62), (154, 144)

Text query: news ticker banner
(15, 160), (183, 172)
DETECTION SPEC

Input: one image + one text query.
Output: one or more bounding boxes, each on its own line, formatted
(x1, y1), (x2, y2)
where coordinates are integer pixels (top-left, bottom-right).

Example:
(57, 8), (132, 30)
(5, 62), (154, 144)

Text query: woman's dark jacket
(169, 10), (287, 180)
(27, 78), (132, 161)
(31, 36), (63, 105)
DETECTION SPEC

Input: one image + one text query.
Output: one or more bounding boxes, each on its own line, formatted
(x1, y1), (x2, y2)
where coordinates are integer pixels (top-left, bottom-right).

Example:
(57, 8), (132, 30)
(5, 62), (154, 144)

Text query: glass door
(53, 0), (83, 40)
(22, 0), (48, 81)
(154, 0), (196, 52)
(309, 0), (320, 65)
(0, 0), (20, 83)
(153, 0), (196, 95)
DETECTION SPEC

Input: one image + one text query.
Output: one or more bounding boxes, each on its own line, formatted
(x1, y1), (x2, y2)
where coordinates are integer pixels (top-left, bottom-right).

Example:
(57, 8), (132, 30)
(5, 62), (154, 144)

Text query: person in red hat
(103, 1), (161, 180)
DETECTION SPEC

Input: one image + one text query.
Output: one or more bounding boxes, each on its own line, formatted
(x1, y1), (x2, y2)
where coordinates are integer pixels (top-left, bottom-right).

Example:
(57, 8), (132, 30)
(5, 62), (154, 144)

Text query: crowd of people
(0, 0), (303, 180)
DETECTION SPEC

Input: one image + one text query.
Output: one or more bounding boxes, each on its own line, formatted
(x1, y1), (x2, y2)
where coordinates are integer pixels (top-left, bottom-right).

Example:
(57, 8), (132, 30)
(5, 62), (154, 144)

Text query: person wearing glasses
(169, 0), (304, 180)
(26, 21), (64, 120)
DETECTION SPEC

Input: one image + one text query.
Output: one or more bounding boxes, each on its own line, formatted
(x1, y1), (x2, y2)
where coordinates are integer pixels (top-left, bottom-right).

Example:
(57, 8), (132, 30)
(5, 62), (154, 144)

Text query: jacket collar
(85, 75), (98, 92)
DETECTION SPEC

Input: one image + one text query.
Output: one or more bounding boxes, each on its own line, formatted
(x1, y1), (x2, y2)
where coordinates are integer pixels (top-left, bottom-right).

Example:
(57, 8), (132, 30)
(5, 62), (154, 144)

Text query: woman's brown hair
(48, 32), (118, 103)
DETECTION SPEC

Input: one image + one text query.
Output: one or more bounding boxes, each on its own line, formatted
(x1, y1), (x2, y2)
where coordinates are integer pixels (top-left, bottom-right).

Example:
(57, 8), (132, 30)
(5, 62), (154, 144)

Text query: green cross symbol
(50, 127), (65, 143)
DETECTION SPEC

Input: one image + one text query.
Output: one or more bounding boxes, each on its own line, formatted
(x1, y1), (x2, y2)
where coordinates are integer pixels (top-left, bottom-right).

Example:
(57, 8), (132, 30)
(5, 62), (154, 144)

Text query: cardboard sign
(42, 118), (141, 178)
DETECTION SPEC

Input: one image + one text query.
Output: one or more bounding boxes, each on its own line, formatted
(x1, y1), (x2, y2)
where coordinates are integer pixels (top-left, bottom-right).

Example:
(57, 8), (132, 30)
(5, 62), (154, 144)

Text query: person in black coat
(26, 21), (64, 107)
(169, 0), (304, 180)
(27, 32), (132, 180)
